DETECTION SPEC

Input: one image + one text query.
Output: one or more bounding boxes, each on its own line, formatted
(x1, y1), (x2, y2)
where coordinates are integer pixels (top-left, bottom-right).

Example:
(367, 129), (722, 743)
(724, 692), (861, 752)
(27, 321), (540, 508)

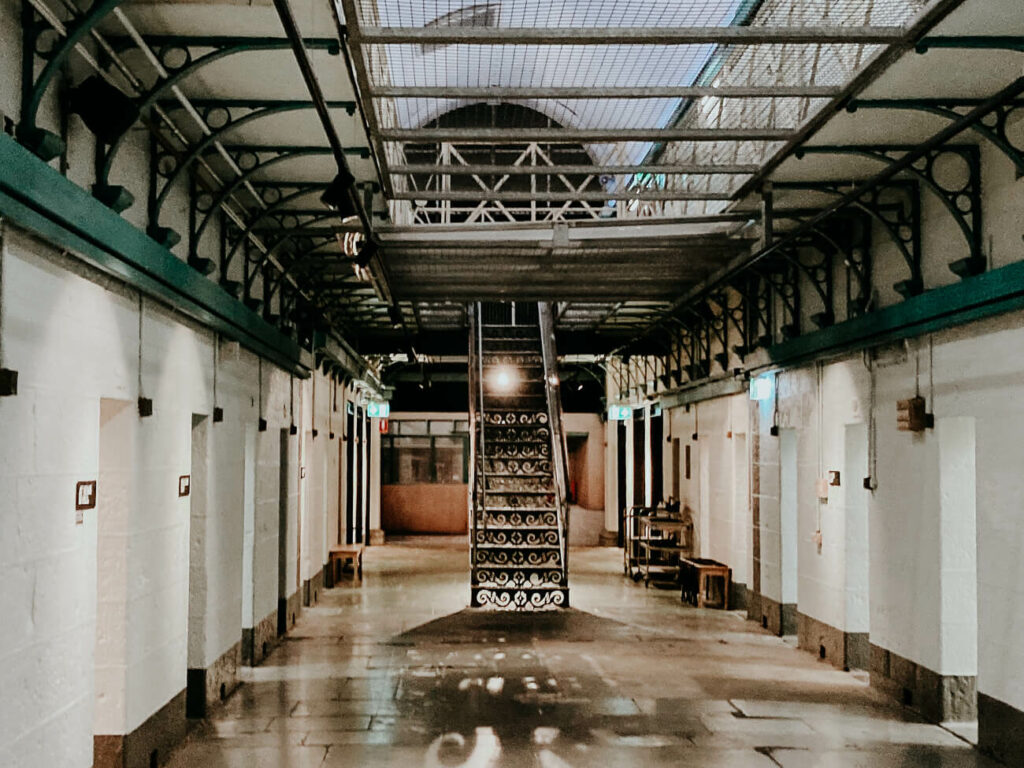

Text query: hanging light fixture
(320, 169), (357, 218)
(354, 239), (378, 270)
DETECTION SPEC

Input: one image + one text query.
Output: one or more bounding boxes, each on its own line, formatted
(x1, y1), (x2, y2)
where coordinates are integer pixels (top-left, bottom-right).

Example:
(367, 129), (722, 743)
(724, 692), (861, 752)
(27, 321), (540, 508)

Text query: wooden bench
(328, 544), (363, 583)
(680, 557), (731, 609)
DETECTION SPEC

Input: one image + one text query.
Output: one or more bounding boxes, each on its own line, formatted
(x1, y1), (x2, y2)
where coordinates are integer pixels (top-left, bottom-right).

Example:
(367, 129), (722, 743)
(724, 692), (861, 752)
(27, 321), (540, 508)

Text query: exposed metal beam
(269, 3), (368, 234)
(389, 163), (760, 176)
(106, 34), (341, 51)
(273, 0), (414, 355)
(633, 75), (1024, 349)
(369, 85), (843, 99)
(381, 127), (794, 143)
(161, 98), (357, 113)
(336, 0), (395, 199)
(374, 212), (757, 234)
(0, 134), (311, 377)
(353, 26), (907, 46)
(219, 143), (370, 158)
(394, 190), (735, 202)
(734, 0), (972, 199)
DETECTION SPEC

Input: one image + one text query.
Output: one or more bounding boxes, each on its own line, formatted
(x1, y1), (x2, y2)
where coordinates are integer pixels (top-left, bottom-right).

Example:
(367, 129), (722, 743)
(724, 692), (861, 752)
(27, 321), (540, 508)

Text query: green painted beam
(642, 256), (1024, 407)
(0, 134), (312, 377)
(655, 376), (748, 410)
(768, 257), (1024, 367)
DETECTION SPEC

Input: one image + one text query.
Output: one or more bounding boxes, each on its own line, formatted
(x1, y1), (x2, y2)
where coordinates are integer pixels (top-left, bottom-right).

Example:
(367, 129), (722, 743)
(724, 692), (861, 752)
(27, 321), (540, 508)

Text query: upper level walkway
(165, 538), (995, 767)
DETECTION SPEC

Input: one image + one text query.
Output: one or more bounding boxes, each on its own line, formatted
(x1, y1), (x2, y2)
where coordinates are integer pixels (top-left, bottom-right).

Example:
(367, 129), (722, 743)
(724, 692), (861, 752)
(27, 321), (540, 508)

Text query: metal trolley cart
(638, 515), (693, 587)
(623, 506), (651, 579)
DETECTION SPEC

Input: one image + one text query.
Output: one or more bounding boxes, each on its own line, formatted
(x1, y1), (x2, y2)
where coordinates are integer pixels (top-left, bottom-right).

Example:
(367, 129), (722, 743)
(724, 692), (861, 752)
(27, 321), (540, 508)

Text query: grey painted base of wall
(94, 688), (186, 768)
(870, 643), (977, 722)
(979, 693), (1024, 765)
(749, 592), (797, 636)
(303, 567), (324, 608)
(281, 590), (300, 635)
(729, 581), (748, 613)
(243, 607), (279, 666)
(186, 640), (241, 718)
(796, 612), (868, 671)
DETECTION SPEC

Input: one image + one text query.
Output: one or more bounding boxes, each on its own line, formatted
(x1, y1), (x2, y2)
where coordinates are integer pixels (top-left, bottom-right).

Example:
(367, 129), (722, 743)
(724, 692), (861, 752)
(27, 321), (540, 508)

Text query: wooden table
(679, 557), (731, 609)
(328, 544), (363, 582)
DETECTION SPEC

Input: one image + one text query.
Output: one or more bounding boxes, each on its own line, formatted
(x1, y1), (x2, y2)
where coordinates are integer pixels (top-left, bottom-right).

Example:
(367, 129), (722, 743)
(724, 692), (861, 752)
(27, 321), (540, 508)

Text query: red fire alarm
(379, 418), (389, 433)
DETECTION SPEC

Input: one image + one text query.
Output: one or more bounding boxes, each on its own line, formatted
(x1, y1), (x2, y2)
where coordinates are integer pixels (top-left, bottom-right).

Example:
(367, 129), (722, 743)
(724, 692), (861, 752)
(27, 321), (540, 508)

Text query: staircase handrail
(466, 302), (483, 586)
(538, 302), (570, 583)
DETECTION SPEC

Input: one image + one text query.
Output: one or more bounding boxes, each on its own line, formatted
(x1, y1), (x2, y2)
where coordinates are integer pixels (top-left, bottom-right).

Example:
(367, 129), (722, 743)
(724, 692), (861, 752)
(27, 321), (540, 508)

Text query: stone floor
(166, 537), (998, 767)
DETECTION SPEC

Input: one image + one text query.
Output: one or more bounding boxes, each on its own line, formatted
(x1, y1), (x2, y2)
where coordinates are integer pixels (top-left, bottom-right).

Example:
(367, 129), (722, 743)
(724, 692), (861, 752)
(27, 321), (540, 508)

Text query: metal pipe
(392, 190), (735, 202)
(353, 25), (907, 46)
(370, 85), (843, 99)
(391, 163), (759, 176)
(381, 127), (795, 143)
(271, 0), (370, 236)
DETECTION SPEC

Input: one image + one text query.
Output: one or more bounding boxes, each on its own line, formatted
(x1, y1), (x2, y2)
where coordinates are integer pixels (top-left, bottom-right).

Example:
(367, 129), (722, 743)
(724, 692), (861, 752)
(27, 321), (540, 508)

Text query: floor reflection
(165, 538), (998, 768)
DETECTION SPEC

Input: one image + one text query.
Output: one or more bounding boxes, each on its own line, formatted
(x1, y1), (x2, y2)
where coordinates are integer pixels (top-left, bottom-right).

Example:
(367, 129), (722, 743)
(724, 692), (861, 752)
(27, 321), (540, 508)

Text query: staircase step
(471, 585), (569, 610)
(480, 473), (551, 479)
(482, 438), (549, 444)
(475, 512), (557, 518)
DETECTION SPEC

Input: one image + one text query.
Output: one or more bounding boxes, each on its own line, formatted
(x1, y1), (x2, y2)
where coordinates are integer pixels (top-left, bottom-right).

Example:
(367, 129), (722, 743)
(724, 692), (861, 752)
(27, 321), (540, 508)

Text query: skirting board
(797, 612), (868, 671)
(94, 689), (186, 768)
(870, 643), (976, 722)
(187, 640), (242, 718)
(243, 607), (279, 666)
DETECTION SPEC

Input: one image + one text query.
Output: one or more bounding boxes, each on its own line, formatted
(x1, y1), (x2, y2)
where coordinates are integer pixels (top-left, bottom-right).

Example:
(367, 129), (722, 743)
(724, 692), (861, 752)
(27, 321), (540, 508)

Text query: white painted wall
(0, 225), (327, 766)
(658, 394), (749, 584)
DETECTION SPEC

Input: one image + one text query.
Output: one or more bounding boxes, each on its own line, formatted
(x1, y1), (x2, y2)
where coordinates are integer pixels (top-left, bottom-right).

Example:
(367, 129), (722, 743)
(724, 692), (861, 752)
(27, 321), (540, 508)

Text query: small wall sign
(178, 475), (191, 497)
(300, 466), (307, 479)
(76, 481), (97, 511)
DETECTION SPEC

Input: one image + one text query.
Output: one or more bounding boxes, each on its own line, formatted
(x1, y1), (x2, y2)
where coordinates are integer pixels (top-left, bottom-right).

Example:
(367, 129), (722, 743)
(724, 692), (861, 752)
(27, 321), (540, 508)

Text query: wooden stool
(328, 544), (363, 583)
(680, 557), (731, 609)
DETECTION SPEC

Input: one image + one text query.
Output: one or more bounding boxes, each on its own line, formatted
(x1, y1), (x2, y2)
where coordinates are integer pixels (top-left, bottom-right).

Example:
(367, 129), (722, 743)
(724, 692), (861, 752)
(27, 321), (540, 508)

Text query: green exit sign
(367, 400), (390, 418)
(608, 405), (632, 421)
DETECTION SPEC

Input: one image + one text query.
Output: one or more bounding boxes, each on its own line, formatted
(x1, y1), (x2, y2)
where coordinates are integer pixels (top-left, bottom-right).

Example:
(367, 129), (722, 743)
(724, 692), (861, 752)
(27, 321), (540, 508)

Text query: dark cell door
(617, 421), (627, 547)
(632, 408), (646, 507)
(345, 408), (355, 544)
(650, 412), (664, 507)
(354, 407), (365, 544)
(672, 438), (681, 499)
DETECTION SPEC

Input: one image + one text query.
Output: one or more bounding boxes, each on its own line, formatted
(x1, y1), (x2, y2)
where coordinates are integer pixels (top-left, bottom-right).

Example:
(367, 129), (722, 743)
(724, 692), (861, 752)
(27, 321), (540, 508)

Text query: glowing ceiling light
(492, 366), (517, 392)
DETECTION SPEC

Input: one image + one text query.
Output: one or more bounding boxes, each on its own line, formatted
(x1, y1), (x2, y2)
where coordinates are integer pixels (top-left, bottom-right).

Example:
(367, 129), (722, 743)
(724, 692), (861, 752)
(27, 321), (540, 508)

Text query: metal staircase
(468, 302), (570, 610)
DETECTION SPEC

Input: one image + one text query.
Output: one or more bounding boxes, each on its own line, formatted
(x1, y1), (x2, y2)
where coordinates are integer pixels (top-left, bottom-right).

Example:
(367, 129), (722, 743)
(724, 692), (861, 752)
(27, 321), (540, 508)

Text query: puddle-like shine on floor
(165, 537), (997, 767)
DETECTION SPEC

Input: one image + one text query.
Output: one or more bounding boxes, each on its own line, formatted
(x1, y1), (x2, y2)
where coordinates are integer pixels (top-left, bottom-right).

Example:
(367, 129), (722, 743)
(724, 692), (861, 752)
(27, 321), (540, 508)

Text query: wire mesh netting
(345, 0), (930, 223)
(352, 0), (924, 28)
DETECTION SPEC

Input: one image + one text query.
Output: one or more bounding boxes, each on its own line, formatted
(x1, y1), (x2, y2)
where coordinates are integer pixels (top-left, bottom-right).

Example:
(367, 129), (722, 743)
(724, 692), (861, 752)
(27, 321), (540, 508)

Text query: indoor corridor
(164, 539), (995, 768)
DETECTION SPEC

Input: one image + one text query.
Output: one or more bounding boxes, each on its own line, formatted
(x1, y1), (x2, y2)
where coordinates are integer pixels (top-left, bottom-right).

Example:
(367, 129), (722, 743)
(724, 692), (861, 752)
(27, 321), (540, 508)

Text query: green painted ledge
(653, 255), (1024, 408)
(769, 257), (1024, 366)
(0, 133), (311, 376)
